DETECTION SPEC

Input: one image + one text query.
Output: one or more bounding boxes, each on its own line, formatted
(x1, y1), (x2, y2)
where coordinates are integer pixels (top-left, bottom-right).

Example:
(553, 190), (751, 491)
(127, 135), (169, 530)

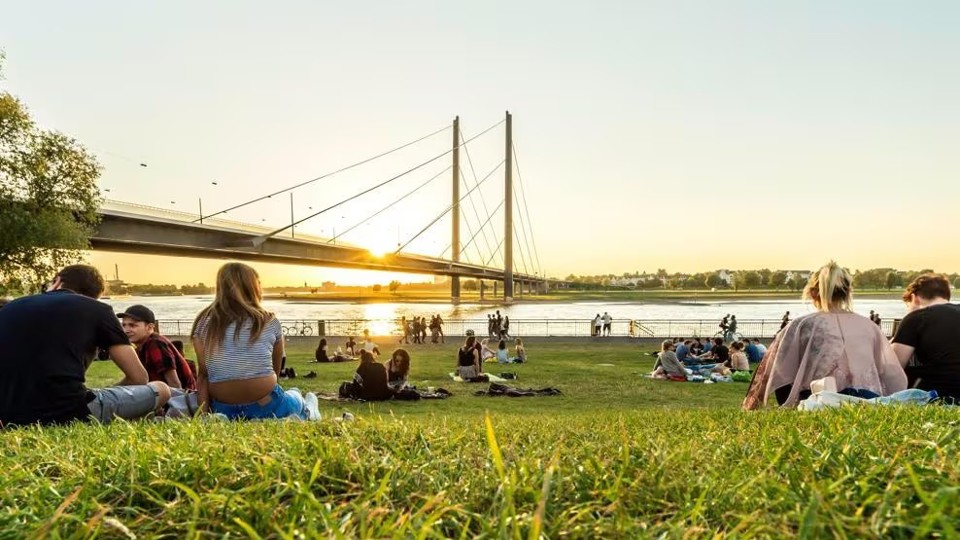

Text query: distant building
(716, 270), (734, 286)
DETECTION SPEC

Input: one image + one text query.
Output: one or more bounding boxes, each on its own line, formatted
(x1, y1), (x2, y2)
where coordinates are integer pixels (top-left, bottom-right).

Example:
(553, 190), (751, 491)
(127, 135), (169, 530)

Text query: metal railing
(154, 317), (899, 339)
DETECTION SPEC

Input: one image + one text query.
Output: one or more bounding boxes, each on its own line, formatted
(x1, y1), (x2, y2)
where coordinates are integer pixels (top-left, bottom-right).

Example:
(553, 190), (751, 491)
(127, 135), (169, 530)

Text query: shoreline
(263, 290), (904, 305)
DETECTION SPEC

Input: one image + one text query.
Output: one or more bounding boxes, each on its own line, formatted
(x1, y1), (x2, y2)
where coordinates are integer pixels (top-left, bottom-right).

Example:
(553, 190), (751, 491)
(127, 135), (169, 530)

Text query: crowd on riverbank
(1, 260), (959, 428)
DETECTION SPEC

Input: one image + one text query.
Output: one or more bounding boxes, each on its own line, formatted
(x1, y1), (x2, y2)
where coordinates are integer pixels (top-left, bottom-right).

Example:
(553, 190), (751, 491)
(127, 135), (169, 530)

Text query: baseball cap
(117, 305), (156, 324)
(465, 329), (475, 337)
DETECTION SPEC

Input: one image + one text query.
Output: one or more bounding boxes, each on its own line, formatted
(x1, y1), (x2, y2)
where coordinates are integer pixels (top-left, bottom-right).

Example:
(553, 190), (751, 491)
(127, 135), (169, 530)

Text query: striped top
(193, 316), (282, 383)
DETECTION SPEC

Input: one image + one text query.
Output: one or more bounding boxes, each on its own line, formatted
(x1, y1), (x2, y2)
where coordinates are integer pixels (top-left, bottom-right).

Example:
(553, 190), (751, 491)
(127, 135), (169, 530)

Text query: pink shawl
(743, 312), (906, 410)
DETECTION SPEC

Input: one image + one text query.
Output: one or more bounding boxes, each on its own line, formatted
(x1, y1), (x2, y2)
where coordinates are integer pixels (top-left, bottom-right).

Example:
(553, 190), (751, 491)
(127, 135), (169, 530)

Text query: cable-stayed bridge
(92, 112), (557, 301)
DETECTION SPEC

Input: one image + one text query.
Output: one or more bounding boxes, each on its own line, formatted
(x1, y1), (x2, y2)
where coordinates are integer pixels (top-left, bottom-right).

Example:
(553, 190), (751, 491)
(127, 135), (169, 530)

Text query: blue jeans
(211, 385), (307, 420)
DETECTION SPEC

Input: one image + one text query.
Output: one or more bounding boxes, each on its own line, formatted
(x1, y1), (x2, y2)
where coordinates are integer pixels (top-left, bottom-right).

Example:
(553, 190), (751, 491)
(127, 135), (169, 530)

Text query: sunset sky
(2, 1), (958, 285)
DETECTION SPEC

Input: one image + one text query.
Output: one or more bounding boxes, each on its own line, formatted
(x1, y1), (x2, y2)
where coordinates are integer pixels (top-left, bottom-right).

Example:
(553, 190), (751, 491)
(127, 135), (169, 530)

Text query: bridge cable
(455, 168), (491, 266)
(513, 143), (543, 276)
(259, 120), (505, 239)
(328, 164), (451, 245)
(485, 236), (506, 267)
(514, 224), (530, 275)
(462, 198), (504, 258)
(459, 125), (501, 265)
(513, 185), (535, 276)
(396, 160), (504, 254)
(440, 196), (505, 261)
(195, 123), (451, 223)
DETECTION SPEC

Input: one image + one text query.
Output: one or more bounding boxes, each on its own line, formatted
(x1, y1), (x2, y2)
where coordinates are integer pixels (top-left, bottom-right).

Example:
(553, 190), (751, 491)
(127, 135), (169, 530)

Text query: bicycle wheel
(282, 326), (291, 336)
(302, 326), (313, 337)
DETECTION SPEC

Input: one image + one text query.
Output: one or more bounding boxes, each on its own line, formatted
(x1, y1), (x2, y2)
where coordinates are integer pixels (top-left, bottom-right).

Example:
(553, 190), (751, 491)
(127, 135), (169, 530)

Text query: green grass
(4, 339), (960, 538)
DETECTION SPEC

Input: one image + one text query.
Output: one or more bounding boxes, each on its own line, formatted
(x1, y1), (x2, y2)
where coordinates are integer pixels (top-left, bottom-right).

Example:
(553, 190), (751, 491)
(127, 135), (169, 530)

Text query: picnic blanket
(448, 372), (508, 383)
(324, 387), (453, 402)
(473, 383), (562, 397)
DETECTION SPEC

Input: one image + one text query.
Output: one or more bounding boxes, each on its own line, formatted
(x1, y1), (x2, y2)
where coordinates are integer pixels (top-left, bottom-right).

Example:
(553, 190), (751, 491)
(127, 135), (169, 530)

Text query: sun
(367, 238), (397, 259)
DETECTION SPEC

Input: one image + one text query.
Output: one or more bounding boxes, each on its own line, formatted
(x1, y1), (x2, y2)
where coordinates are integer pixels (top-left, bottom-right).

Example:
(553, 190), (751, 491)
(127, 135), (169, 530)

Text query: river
(100, 296), (908, 338)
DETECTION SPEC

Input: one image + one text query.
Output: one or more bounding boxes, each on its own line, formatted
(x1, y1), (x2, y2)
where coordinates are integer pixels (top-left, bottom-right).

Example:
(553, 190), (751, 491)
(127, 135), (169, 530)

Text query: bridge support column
(451, 116), (461, 304)
(503, 111), (514, 301)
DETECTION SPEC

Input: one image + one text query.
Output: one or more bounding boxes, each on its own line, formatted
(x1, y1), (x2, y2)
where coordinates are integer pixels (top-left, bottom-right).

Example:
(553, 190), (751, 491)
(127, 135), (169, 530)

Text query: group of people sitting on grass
(651, 336), (766, 380)
(313, 332), (380, 363)
(0, 262), (324, 427)
(743, 262), (960, 409)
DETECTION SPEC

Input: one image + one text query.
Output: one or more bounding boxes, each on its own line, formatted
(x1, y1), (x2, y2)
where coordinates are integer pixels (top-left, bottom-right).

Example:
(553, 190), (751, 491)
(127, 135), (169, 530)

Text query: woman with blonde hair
(191, 263), (319, 420)
(743, 261), (906, 409)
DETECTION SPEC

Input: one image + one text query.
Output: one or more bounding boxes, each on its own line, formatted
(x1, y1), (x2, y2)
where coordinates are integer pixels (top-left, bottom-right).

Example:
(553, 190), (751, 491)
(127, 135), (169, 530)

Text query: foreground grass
(6, 340), (960, 537)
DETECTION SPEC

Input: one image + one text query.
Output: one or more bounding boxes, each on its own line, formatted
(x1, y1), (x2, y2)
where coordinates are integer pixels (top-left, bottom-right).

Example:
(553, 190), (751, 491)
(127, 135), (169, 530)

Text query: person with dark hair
(170, 340), (198, 378)
(0, 265), (170, 426)
(496, 339), (509, 363)
(690, 338), (704, 356)
(892, 273), (960, 401)
(729, 341), (749, 371)
(435, 314), (445, 343)
(315, 338), (330, 362)
(345, 336), (357, 357)
(119, 304), (196, 390)
(457, 335), (482, 379)
(780, 311), (790, 331)
(385, 348), (411, 390)
(0, 297), (10, 310)
(354, 350), (394, 401)
(744, 338), (763, 363)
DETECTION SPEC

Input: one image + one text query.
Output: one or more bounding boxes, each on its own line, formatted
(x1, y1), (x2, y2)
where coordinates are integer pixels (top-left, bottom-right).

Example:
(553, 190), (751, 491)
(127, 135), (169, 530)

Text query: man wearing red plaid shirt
(118, 305), (196, 390)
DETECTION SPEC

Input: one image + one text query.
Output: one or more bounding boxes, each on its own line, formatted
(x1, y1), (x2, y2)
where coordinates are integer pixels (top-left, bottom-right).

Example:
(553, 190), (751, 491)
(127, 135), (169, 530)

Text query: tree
(372, 284), (382, 292)
(705, 273), (724, 289)
(656, 268), (668, 287)
(388, 280), (401, 294)
(462, 279), (478, 291)
(954, 277), (960, 290)
(885, 271), (902, 291)
(741, 271), (762, 289)
(768, 271), (788, 290)
(0, 56), (101, 294)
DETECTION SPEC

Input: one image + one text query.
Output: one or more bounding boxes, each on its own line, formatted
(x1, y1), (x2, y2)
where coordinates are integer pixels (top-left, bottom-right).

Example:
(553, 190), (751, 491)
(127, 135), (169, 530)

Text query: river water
(100, 296), (908, 338)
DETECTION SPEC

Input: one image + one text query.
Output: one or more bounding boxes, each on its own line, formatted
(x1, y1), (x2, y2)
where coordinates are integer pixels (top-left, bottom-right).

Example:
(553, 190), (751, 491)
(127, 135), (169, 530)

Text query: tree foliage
(0, 56), (102, 294)
(388, 280), (401, 293)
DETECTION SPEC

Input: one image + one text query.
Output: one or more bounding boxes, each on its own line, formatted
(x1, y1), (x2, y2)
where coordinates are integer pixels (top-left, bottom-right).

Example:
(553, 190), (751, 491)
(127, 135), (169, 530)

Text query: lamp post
(198, 182), (217, 224)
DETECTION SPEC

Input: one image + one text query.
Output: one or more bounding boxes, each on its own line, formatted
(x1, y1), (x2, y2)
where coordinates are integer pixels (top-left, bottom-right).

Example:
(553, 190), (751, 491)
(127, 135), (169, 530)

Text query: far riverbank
(263, 289), (904, 304)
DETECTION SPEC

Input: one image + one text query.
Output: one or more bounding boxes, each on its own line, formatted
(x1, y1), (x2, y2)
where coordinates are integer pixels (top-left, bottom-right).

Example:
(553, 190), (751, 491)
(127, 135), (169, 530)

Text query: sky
(2, 1), (958, 285)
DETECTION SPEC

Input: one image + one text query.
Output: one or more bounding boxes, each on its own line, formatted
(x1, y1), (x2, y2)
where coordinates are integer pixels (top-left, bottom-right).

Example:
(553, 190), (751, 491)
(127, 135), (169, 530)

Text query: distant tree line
(563, 268), (960, 292)
(109, 282), (213, 296)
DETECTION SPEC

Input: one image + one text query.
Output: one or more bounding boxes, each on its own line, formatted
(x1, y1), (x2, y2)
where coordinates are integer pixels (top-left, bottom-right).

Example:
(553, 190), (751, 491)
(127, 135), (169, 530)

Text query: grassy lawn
(4, 339), (959, 538)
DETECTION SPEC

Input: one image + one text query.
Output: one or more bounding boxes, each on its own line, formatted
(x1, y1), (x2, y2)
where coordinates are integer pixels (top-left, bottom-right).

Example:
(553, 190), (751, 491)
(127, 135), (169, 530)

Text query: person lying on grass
(743, 261), (907, 410)
(651, 340), (687, 380)
(192, 262), (319, 420)
(386, 348), (411, 390)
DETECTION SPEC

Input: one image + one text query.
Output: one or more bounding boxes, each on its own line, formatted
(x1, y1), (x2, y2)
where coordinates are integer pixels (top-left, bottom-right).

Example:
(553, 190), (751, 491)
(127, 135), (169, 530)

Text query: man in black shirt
(891, 273), (960, 401)
(0, 265), (171, 427)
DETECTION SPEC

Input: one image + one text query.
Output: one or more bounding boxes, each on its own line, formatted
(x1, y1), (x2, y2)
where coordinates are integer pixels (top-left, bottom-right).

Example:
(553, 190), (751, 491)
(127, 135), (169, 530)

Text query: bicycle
(282, 321), (314, 337)
(713, 330), (743, 342)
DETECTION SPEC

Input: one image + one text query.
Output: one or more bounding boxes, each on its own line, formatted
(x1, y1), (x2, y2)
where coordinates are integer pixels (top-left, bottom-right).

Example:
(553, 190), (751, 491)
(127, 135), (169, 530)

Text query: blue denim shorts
(211, 385), (307, 420)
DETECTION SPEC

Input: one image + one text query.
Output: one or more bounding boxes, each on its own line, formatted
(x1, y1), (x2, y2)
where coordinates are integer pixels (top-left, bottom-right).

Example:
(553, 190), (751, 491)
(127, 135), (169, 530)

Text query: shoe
(287, 368), (297, 379)
(305, 371), (317, 379)
(303, 392), (321, 421)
